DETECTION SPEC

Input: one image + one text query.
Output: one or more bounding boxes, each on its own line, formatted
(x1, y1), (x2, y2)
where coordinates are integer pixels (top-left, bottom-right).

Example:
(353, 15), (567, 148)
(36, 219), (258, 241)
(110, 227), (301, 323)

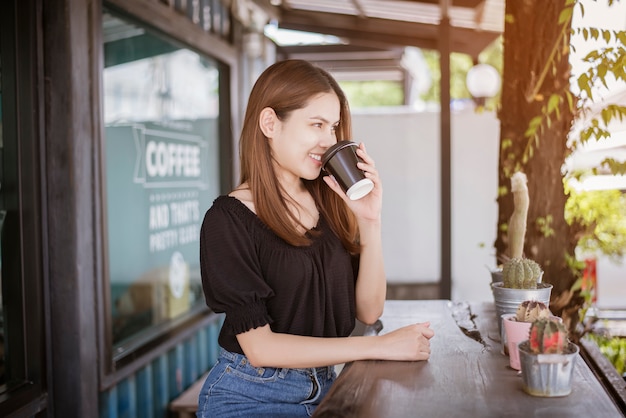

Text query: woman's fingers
(356, 145), (377, 174)
(322, 174), (349, 201)
(382, 323), (434, 361)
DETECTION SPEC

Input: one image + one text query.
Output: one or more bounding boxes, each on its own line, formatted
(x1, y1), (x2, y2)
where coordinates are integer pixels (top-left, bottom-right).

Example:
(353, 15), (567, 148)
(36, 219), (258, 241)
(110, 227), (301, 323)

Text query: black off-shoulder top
(199, 195), (358, 354)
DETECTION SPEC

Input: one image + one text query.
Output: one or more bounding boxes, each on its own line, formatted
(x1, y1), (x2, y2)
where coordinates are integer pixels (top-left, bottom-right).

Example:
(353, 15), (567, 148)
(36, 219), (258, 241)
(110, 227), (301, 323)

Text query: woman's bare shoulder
(228, 184), (256, 213)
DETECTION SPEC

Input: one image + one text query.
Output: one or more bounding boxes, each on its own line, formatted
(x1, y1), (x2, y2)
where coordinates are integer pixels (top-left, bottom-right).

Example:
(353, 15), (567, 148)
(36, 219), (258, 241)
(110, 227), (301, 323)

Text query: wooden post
(439, 0), (451, 299)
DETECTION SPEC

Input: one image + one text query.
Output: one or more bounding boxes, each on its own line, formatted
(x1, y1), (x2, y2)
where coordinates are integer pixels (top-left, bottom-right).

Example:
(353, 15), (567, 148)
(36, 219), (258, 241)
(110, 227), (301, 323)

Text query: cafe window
(0, 0), (46, 413)
(0, 22), (7, 395)
(102, 11), (221, 363)
(0, 34), (5, 392)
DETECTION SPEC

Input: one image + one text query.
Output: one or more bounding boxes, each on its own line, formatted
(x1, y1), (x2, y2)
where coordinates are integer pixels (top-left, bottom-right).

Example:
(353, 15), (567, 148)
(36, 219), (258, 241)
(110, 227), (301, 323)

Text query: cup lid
(321, 141), (358, 168)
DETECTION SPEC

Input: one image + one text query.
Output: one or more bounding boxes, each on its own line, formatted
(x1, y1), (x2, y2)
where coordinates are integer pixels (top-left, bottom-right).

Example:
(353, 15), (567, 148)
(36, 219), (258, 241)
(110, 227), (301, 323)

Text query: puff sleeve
(199, 198), (274, 336)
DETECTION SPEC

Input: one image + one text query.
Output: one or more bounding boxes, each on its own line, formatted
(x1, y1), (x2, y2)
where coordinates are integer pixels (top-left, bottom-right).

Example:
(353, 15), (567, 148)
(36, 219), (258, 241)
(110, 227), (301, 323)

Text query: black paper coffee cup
(321, 141), (374, 200)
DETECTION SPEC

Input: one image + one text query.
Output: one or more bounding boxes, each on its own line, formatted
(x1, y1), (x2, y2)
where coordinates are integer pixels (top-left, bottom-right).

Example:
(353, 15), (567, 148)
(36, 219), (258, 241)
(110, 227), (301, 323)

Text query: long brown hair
(238, 59), (359, 252)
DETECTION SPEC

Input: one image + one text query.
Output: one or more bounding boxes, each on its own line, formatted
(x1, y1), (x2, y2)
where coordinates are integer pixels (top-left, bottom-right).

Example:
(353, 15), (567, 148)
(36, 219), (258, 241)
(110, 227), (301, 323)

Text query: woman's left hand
(323, 142), (382, 222)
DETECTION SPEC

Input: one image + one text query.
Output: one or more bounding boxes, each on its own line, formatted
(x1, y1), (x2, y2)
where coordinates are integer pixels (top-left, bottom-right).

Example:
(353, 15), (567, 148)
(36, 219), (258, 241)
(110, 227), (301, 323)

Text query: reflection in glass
(102, 12), (220, 347)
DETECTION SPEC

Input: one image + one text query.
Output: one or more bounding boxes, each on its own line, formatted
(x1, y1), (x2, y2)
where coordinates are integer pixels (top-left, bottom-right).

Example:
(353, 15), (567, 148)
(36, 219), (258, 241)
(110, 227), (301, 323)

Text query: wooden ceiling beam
(276, 45), (405, 72)
(399, 0), (485, 8)
(277, 43), (404, 57)
(297, 59), (403, 70)
(278, 8), (499, 57)
(349, 0), (367, 17)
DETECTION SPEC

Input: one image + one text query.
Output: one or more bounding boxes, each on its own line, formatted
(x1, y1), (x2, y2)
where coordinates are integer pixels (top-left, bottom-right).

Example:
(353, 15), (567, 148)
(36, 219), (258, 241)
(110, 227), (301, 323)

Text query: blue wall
(99, 315), (223, 418)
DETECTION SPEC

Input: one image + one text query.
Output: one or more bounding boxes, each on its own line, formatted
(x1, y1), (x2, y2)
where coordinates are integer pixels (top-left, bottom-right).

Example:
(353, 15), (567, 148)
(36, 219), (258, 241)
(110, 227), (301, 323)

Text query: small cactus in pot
(528, 318), (568, 354)
(515, 300), (550, 322)
(502, 257), (543, 289)
(491, 172), (554, 358)
(502, 300), (551, 370)
(518, 317), (579, 397)
(491, 258), (552, 344)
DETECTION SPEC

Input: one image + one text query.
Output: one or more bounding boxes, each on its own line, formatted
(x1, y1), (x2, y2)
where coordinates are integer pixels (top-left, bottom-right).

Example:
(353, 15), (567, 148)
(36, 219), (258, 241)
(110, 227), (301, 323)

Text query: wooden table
(314, 300), (624, 418)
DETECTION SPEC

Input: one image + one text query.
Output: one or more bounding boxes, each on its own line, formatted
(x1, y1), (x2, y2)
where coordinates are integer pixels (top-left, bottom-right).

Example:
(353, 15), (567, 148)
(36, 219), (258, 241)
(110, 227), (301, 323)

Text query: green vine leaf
(571, 277), (583, 292)
(577, 72), (592, 98)
(598, 63), (608, 88)
(536, 215), (555, 238)
(582, 27), (589, 40)
(524, 116), (542, 138)
(601, 158), (626, 175)
(578, 1), (585, 17)
(559, 7), (573, 24)
(565, 90), (574, 112)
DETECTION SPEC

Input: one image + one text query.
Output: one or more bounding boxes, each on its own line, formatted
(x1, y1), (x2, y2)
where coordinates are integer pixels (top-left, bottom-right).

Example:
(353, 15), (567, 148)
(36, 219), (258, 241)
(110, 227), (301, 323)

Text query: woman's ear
(259, 107), (278, 138)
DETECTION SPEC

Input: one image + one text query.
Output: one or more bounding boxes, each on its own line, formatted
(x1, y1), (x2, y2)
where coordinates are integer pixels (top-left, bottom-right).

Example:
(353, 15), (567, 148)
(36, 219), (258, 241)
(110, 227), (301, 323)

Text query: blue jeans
(197, 349), (336, 417)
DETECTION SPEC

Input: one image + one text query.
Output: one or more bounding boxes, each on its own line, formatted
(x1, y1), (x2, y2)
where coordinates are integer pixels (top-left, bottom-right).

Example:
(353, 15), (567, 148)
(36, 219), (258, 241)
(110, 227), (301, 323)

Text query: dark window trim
(0, 0), (48, 415)
(97, 1), (237, 389)
(100, 310), (223, 390)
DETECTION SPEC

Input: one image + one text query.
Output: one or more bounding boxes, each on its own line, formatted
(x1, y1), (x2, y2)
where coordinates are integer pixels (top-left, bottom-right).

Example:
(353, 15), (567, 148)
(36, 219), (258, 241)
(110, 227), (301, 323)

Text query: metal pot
(490, 268), (503, 283)
(491, 282), (553, 337)
(518, 340), (579, 397)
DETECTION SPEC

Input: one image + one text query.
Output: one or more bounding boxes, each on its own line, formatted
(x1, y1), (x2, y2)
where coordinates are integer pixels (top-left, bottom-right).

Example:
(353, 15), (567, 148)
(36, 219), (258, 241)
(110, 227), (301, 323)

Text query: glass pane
(102, 12), (220, 347)
(0, 26), (25, 391)
(0, 31), (6, 388)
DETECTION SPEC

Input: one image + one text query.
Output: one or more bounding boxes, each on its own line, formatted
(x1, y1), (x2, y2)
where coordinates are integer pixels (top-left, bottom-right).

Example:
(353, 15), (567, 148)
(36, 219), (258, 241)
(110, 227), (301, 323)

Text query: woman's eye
(313, 123), (322, 128)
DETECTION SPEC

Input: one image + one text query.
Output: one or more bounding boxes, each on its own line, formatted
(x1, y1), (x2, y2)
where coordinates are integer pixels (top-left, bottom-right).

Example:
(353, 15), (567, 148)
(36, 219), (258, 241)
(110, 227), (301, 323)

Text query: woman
(197, 59), (434, 417)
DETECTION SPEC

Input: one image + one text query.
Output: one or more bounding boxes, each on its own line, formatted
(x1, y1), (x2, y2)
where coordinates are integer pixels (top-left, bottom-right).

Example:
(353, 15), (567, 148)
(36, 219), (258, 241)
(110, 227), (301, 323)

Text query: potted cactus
(518, 318), (579, 397)
(501, 257), (544, 288)
(491, 257), (553, 338)
(501, 300), (551, 370)
(491, 173), (552, 280)
(490, 173), (550, 321)
(490, 172), (530, 282)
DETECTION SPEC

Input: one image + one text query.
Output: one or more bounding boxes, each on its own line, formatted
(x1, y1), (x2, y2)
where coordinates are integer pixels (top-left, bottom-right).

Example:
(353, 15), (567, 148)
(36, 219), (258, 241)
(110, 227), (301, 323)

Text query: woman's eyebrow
(309, 116), (340, 125)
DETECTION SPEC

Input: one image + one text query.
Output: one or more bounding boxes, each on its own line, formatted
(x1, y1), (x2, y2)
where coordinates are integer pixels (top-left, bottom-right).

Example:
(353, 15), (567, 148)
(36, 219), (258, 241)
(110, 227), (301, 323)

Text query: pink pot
(502, 314), (532, 371)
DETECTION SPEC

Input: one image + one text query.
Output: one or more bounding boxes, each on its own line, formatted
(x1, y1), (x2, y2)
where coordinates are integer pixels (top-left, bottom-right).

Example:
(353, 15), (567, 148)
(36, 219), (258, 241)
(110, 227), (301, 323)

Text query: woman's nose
(320, 131), (337, 148)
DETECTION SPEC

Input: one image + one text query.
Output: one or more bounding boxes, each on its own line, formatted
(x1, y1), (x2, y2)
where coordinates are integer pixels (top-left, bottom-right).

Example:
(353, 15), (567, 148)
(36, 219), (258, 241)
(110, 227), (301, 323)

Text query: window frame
(0, 0), (48, 415)
(97, 1), (237, 389)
